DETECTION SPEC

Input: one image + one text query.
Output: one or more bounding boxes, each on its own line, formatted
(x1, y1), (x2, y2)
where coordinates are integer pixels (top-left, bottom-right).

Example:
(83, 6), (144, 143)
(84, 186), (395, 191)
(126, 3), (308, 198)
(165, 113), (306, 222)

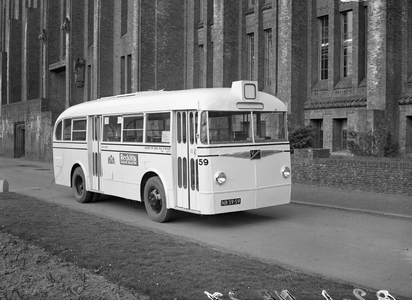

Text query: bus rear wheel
(72, 167), (93, 203)
(143, 176), (172, 223)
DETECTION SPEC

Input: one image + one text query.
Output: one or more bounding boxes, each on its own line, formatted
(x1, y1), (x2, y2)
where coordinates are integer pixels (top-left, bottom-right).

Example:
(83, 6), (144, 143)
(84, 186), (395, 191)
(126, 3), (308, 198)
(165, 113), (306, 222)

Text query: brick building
(0, 0), (411, 161)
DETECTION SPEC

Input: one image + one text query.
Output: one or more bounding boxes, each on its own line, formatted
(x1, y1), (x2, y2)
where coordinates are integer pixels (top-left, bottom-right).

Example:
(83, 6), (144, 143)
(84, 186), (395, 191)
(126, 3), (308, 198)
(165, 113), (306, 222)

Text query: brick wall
(291, 149), (412, 196)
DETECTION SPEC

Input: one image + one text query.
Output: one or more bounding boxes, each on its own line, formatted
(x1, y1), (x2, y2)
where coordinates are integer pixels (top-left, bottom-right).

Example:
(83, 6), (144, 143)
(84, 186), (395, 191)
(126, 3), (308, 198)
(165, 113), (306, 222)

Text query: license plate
(221, 198), (241, 206)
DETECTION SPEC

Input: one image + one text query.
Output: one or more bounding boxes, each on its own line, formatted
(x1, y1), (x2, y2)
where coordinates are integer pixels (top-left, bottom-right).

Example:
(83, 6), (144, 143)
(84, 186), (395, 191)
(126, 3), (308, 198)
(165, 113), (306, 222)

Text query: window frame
(72, 118), (87, 141)
(319, 15), (329, 81)
(341, 10), (353, 78)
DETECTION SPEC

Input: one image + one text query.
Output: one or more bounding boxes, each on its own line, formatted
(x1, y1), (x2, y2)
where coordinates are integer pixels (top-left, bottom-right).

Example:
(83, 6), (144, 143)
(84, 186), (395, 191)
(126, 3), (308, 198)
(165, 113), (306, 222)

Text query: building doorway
(332, 118), (348, 152)
(14, 122), (25, 158)
(310, 119), (324, 148)
(406, 116), (412, 156)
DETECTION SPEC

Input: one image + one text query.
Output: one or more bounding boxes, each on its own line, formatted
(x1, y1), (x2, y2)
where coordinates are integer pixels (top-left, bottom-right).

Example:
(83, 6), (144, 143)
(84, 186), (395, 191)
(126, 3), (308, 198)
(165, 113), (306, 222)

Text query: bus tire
(143, 176), (172, 223)
(72, 167), (93, 203)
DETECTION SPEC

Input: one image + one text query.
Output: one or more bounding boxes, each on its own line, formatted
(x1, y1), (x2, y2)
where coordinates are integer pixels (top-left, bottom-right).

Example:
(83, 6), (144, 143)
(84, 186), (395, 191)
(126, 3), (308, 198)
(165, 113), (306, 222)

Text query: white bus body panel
(194, 144), (291, 215)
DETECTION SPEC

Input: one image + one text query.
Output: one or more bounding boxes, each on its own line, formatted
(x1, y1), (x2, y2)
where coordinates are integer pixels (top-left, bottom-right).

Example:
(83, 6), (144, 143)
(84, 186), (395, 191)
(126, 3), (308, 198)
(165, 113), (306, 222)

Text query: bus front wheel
(143, 176), (172, 223)
(72, 167), (93, 203)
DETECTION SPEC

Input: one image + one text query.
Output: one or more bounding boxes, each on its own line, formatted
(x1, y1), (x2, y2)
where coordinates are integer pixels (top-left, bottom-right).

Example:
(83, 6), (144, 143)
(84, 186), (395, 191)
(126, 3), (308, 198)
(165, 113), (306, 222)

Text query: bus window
(72, 119), (87, 141)
(55, 120), (62, 141)
(253, 112), (286, 142)
(146, 112), (170, 143)
(63, 119), (72, 141)
(103, 115), (121, 142)
(200, 112), (208, 144)
(123, 115), (144, 143)
(208, 111), (252, 144)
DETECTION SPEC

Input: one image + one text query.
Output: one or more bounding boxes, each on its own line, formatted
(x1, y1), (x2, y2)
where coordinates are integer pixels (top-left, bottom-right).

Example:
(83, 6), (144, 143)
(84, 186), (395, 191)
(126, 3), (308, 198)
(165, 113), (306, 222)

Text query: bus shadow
(171, 204), (294, 228)
(94, 195), (294, 227)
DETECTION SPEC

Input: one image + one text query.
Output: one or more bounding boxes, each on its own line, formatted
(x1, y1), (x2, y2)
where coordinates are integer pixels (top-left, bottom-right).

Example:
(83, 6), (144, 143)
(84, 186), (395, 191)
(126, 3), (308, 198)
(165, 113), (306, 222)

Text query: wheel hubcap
(75, 177), (84, 196)
(148, 188), (162, 213)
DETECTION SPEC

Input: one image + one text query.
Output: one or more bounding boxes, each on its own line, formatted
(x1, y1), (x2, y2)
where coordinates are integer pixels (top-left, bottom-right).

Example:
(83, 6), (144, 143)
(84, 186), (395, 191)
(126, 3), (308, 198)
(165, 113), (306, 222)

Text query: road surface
(1, 158), (411, 298)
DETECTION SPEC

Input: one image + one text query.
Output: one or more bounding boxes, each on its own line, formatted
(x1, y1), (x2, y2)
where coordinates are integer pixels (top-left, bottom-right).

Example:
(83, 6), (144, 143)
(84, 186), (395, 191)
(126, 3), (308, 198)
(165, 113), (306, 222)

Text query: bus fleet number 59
(198, 159), (209, 166)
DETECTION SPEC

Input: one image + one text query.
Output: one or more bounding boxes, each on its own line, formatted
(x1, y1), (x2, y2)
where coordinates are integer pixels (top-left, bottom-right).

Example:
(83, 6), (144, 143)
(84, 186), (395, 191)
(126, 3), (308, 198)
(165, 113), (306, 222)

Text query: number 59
(198, 159), (209, 166)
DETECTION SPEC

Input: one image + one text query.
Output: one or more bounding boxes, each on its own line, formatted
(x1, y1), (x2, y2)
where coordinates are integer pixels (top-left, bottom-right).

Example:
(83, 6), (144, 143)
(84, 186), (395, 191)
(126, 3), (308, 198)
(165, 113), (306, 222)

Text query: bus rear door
(175, 111), (198, 210)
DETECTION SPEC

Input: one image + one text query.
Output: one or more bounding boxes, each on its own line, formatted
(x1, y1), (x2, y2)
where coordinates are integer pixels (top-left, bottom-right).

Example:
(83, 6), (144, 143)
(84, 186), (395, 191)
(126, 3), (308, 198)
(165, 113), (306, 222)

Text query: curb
(291, 201), (412, 220)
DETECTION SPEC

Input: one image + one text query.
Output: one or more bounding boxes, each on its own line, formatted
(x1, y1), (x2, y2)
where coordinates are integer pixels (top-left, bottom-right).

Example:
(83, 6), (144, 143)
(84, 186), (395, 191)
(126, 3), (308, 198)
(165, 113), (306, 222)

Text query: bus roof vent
(231, 81), (258, 101)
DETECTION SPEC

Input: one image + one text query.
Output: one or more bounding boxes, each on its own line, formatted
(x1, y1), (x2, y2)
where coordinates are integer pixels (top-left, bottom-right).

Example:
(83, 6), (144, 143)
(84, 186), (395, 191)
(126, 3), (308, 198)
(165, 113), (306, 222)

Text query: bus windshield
(201, 111), (286, 144)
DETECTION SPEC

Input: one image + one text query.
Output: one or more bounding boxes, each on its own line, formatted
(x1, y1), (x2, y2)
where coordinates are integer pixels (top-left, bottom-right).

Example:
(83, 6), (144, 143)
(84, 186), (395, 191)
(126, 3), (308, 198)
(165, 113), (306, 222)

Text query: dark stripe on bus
(196, 142), (289, 149)
(100, 149), (171, 155)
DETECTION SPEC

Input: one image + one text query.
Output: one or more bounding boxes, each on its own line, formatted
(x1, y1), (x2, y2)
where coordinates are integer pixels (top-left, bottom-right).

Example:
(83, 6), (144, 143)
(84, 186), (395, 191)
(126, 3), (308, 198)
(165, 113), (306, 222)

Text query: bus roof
(57, 84), (287, 120)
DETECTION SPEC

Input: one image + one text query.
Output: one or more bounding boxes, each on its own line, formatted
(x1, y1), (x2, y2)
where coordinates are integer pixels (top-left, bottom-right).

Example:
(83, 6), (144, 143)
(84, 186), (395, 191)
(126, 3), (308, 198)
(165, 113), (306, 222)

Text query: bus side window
(55, 120), (62, 141)
(200, 112), (208, 144)
(72, 119), (87, 141)
(123, 115), (143, 143)
(63, 119), (72, 141)
(146, 112), (170, 143)
(103, 116), (121, 142)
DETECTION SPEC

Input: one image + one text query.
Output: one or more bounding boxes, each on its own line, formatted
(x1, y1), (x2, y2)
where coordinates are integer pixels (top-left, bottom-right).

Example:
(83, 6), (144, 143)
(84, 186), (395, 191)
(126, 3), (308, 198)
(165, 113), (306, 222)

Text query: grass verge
(0, 192), (377, 300)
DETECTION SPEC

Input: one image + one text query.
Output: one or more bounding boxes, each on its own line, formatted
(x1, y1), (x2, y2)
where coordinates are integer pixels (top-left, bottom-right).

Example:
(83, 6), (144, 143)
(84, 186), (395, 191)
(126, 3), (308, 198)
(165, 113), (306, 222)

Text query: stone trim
(398, 96), (412, 105)
(304, 97), (367, 110)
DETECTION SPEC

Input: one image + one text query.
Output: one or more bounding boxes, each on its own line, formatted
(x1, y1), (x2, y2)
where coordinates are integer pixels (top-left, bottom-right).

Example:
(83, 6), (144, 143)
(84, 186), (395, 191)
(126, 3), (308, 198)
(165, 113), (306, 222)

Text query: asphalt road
(1, 158), (411, 298)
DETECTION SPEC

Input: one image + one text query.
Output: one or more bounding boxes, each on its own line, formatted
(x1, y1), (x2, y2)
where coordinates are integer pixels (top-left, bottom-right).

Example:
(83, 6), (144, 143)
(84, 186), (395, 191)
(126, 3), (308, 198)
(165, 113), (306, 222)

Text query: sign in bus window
(253, 112), (286, 142)
(72, 119), (87, 141)
(146, 113), (170, 143)
(123, 115), (143, 143)
(103, 115), (121, 142)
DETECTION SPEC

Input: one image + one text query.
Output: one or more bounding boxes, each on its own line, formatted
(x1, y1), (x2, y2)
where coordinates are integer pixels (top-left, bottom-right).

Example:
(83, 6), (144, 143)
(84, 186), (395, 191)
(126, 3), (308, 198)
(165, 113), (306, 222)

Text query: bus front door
(175, 111), (198, 210)
(88, 115), (101, 192)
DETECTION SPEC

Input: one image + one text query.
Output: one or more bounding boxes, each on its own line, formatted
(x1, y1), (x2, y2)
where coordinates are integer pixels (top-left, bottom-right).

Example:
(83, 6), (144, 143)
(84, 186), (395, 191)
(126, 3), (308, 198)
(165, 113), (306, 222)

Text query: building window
(121, 0), (128, 36)
(311, 119), (323, 148)
(341, 10), (353, 78)
(406, 116), (412, 155)
(247, 33), (255, 80)
(88, 0), (94, 47)
(363, 6), (368, 79)
(264, 29), (273, 88)
(120, 55), (132, 94)
(319, 16), (329, 80)
(199, 45), (205, 88)
(87, 65), (92, 101)
(199, 0), (204, 22)
(248, 0), (256, 7)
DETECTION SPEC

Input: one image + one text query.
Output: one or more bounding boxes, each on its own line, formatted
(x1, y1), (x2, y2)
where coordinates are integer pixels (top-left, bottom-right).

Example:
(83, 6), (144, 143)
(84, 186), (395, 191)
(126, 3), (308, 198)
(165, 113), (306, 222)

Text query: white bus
(52, 81), (291, 222)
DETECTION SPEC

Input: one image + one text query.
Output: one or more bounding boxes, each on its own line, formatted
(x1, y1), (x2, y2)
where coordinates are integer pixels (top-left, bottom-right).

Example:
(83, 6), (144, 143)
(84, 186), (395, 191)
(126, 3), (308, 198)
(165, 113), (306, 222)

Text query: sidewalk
(292, 183), (412, 219)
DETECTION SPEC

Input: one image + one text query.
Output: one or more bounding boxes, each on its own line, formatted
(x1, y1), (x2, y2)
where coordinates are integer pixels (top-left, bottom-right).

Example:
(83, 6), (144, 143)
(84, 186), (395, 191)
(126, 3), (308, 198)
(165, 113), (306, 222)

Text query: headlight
(214, 171), (227, 185)
(281, 166), (291, 178)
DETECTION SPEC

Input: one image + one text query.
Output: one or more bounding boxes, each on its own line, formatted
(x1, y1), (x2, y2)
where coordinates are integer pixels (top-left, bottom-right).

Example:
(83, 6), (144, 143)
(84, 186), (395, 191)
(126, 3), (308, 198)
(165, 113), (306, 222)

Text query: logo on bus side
(250, 150), (261, 160)
(120, 153), (139, 166)
(108, 155), (115, 164)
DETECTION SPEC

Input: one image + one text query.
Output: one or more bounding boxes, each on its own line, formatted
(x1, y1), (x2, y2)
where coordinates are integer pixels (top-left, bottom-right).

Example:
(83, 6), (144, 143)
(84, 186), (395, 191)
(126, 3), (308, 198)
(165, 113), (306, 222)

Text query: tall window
(199, 45), (205, 88)
(341, 11), (353, 78)
(88, 0), (94, 47)
(247, 33), (255, 81)
(199, 0), (204, 22)
(249, 0), (256, 7)
(319, 16), (329, 80)
(264, 29), (273, 87)
(120, 54), (132, 94)
(121, 0), (128, 36)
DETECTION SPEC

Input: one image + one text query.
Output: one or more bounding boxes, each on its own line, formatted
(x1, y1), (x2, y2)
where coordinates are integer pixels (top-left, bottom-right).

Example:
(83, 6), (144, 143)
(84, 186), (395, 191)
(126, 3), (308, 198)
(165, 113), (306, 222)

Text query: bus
(52, 81), (291, 222)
